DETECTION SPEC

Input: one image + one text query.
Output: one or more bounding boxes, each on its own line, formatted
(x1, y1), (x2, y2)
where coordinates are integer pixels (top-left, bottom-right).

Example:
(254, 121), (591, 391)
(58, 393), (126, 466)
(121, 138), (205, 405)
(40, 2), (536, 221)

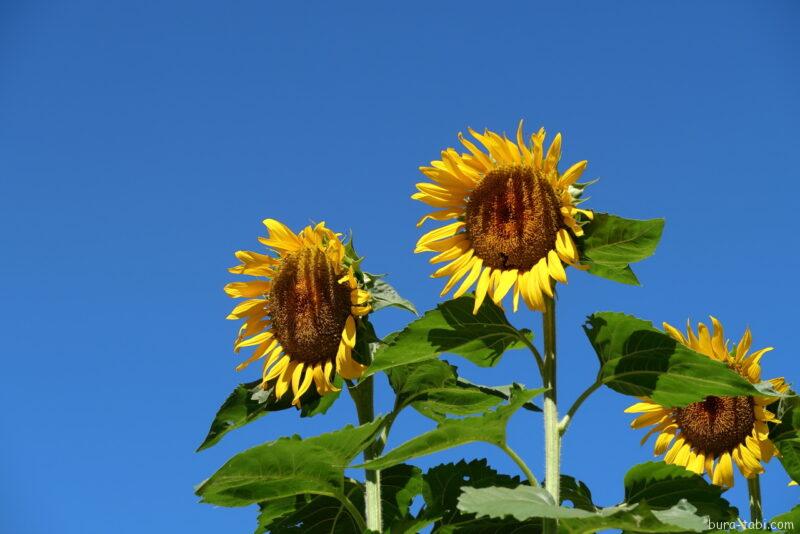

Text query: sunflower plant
(195, 122), (798, 534)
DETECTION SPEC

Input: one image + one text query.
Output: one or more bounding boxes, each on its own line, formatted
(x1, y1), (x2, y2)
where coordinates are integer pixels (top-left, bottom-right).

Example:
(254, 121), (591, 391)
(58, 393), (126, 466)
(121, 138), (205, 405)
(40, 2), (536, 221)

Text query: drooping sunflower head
(412, 121), (592, 314)
(626, 317), (789, 488)
(224, 219), (372, 406)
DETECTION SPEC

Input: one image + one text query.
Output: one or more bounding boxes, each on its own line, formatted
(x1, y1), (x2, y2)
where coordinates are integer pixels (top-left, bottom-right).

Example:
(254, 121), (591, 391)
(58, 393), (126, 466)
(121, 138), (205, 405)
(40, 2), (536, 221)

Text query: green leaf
(368, 295), (531, 375)
(254, 497), (299, 534)
(197, 380), (340, 452)
(254, 480), (363, 534)
(254, 464), (424, 533)
(584, 262), (640, 285)
(361, 387), (544, 470)
(380, 464), (426, 526)
(422, 459), (523, 525)
(365, 274), (418, 315)
(559, 475), (595, 512)
(624, 461), (737, 522)
(414, 465), (591, 533)
(196, 418), (383, 507)
(584, 312), (775, 407)
(577, 213), (664, 285)
(772, 505), (800, 532)
(770, 395), (800, 483)
(457, 485), (708, 533)
(387, 359), (538, 422)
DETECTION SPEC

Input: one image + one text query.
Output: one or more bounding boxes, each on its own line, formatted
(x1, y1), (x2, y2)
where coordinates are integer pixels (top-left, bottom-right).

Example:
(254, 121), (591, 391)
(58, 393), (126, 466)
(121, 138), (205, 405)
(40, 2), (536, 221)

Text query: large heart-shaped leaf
(196, 418), (383, 507)
(254, 482), (363, 534)
(577, 212), (664, 286)
(197, 379), (340, 451)
(624, 461), (737, 522)
(367, 295), (531, 375)
(361, 387), (544, 470)
(253, 464), (424, 533)
(584, 312), (779, 407)
(457, 485), (708, 533)
(387, 358), (538, 422)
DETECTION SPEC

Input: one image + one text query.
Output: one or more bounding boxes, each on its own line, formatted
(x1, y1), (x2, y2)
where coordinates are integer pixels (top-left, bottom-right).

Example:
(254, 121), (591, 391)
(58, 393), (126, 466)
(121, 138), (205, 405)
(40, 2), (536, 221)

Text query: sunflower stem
(558, 377), (602, 436)
(542, 294), (560, 534)
(349, 376), (383, 532)
(500, 443), (539, 486)
(747, 475), (763, 525)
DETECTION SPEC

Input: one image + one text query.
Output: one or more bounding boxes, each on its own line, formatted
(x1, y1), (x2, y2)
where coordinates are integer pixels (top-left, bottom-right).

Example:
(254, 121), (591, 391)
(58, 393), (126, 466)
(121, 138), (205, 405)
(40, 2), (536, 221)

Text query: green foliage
(457, 485), (709, 533)
(387, 358), (539, 422)
(420, 459), (539, 532)
(577, 213), (664, 285)
(361, 387), (544, 471)
(558, 475), (595, 512)
(770, 394), (800, 483)
(197, 380), (339, 451)
(254, 484), (362, 534)
(368, 295), (531, 375)
(455, 461), (740, 533)
(772, 505), (800, 532)
(196, 419), (383, 508)
(364, 274), (418, 315)
(584, 312), (780, 407)
(254, 464), (424, 533)
(624, 461), (738, 522)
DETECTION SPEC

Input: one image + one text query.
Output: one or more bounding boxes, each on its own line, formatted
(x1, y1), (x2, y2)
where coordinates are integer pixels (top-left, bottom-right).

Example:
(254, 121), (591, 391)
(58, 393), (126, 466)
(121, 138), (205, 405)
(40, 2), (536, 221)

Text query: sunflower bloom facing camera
(626, 318), (789, 488)
(224, 219), (371, 406)
(413, 121), (592, 313)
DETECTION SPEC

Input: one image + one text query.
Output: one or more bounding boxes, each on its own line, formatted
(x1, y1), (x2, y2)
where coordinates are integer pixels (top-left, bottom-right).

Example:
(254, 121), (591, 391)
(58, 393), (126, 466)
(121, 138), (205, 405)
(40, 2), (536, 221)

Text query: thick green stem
(542, 295), (560, 534)
(748, 475), (763, 525)
(349, 376), (383, 532)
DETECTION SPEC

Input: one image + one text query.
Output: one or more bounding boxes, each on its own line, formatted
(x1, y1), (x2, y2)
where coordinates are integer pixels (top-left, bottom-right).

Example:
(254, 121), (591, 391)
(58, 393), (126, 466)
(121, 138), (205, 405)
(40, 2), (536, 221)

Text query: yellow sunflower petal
(736, 327), (752, 361)
(625, 402), (666, 414)
(654, 428), (677, 455)
(688, 451), (705, 474)
(544, 133), (562, 172)
(453, 257), (484, 299)
(712, 452), (734, 488)
(416, 221), (465, 251)
(260, 219), (304, 252)
(224, 281), (271, 298)
(664, 437), (687, 464)
(662, 322), (687, 344)
(473, 266), (492, 313)
(491, 269), (518, 305)
(558, 160), (587, 188)
(555, 229), (579, 264)
(547, 250), (567, 284)
(275, 361), (296, 400)
(292, 365), (315, 405)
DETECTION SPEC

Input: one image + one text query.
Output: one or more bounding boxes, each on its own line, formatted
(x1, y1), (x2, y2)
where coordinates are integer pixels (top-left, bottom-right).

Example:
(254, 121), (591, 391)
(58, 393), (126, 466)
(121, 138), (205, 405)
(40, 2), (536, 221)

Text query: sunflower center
(268, 246), (352, 365)
(674, 396), (755, 456)
(465, 165), (562, 270)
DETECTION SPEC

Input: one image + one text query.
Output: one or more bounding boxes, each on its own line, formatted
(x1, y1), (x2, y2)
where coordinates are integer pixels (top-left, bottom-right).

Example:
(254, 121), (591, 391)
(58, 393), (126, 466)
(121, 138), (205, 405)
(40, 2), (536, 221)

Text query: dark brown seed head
(465, 165), (562, 271)
(268, 246), (351, 365)
(674, 396), (755, 456)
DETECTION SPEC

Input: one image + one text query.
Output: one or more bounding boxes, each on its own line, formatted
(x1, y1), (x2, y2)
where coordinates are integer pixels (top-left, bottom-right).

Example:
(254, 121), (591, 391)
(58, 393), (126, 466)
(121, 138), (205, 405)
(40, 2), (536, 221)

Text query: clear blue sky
(1, 1), (798, 532)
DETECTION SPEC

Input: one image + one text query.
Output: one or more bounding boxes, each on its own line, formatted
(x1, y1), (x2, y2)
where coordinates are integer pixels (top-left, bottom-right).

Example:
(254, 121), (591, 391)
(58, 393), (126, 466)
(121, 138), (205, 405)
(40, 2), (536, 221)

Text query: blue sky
(1, 1), (798, 532)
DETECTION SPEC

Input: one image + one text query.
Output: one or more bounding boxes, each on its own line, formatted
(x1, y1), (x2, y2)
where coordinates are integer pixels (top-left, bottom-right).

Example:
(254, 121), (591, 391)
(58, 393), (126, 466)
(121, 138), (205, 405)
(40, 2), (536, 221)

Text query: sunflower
(626, 318), (789, 488)
(224, 219), (372, 406)
(412, 121), (592, 314)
